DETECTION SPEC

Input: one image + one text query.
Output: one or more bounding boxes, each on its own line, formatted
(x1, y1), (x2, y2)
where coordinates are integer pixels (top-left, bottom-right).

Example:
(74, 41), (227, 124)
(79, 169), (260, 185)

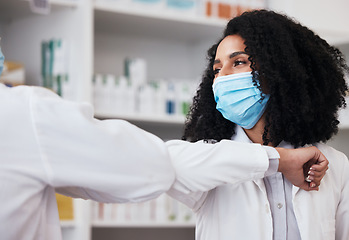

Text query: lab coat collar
(231, 125), (300, 196)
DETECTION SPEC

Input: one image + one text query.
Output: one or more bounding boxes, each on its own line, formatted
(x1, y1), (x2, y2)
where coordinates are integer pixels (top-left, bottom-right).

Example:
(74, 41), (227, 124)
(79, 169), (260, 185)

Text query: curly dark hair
(183, 10), (348, 147)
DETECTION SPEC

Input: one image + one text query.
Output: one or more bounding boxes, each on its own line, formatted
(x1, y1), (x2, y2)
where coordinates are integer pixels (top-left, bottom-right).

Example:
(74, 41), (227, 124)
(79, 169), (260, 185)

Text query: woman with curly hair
(166, 10), (349, 240)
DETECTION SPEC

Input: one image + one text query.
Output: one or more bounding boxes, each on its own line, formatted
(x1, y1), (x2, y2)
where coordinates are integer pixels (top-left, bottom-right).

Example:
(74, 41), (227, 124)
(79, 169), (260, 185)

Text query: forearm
(167, 139), (270, 194)
(32, 87), (175, 203)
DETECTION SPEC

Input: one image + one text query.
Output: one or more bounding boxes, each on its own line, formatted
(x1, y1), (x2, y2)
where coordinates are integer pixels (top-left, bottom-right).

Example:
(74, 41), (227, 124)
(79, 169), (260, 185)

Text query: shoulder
(315, 143), (349, 173)
(29, 85), (61, 100)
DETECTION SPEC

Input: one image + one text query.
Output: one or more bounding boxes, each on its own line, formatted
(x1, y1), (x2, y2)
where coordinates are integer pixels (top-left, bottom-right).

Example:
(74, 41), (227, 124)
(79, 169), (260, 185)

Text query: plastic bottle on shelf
(108, 75), (121, 114)
(151, 80), (166, 116)
(119, 75), (136, 115)
(178, 200), (194, 223)
(166, 196), (179, 221)
(137, 83), (153, 115)
(124, 58), (147, 88)
(105, 74), (117, 114)
(166, 81), (176, 115)
(179, 81), (192, 116)
(101, 75), (111, 113)
(41, 39), (71, 98)
(92, 74), (105, 113)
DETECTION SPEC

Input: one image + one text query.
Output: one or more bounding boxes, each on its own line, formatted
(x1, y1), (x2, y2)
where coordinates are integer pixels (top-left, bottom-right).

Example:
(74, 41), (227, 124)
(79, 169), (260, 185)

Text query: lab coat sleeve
(335, 153), (349, 239)
(30, 87), (175, 203)
(166, 139), (269, 210)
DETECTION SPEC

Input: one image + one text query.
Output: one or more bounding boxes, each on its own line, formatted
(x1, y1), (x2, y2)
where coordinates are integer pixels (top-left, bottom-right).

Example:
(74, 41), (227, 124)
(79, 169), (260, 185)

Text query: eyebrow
(214, 51), (248, 64)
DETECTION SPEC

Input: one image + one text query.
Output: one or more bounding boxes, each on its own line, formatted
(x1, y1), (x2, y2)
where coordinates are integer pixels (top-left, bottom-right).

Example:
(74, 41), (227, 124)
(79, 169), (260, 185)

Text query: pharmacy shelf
(0, 0), (78, 22)
(94, 1), (227, 42)
(92, 221), (195, 228)
(95, 112), (186, 125)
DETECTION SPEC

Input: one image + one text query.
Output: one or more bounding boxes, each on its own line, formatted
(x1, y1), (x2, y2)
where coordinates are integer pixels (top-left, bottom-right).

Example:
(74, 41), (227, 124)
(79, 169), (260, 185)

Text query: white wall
(268, 0), (349, 45)
(328, 130), (349, 158)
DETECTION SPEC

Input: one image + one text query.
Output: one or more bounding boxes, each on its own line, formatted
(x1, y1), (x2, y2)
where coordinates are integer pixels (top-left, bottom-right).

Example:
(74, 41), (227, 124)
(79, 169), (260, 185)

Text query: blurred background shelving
(0, 0), (348, 239)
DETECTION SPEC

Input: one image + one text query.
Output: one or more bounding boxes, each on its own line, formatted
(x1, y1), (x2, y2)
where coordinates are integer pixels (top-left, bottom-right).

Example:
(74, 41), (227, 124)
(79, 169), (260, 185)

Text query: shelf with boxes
(94, 0), (226, 42)
(91, 194), (196, 229)
(92, 0), (269, 125)
(2, 1), (348, 240)
(92, 69), (198, 124)
(94, 0), (267, 42)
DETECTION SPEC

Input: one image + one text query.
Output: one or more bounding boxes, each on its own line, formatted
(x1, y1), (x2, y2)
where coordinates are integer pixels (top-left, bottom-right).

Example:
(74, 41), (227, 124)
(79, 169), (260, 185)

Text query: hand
(275, 146), (329, 191)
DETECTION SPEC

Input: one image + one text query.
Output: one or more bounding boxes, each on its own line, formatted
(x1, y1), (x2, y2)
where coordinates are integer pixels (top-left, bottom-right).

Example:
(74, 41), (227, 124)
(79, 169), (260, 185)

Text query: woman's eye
(234, 60), (247, 67)
(213, 68), (220, 75)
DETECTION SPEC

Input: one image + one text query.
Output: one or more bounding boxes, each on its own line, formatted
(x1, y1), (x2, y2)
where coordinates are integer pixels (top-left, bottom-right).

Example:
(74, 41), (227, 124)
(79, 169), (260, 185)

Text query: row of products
(96, 0), (267, 19)
(41, 39), (73, 99)
(93, 74), (198, 117)
(92, 194), (195, 224)
(94, 57), (198, 117)
(206, 0), (266, 19)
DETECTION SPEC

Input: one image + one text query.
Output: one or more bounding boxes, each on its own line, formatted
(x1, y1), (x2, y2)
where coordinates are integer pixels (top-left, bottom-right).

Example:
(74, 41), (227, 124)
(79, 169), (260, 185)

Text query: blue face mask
(212, 71), (269, 129)
(0, 47), (4, 77)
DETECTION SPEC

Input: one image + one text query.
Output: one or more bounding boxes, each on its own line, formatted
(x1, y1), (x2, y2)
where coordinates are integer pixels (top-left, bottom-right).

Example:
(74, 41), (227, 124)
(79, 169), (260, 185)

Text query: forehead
(216, 35), (247, 58)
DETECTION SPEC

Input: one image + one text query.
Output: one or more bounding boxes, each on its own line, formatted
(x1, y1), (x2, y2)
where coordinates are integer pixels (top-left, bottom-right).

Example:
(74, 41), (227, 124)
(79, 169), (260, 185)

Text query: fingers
(304, 160), (329, 190)
(310, 159), (329, 172)
(279, 146), (329, 192)
(308, 182), (319, 191)
(299, 182), (319, 191)
(314, 150), (329, 164)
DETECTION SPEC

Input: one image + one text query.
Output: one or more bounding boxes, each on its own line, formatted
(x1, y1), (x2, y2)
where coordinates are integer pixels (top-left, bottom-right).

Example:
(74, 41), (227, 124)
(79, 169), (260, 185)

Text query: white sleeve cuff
(262, 146), (280, 177)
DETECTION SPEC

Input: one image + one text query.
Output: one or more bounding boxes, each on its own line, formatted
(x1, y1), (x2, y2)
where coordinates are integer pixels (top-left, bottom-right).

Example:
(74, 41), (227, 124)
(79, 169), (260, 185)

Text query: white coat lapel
(231, 126), (268, 194)
(292, 185), (301, 198)
(253, 178), (267, 195)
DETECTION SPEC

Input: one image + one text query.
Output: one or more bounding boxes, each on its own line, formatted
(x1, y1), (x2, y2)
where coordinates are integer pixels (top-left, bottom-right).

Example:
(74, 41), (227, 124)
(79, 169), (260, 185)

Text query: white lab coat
(167, 130), (349, 240)
(0, 84), (175, 240)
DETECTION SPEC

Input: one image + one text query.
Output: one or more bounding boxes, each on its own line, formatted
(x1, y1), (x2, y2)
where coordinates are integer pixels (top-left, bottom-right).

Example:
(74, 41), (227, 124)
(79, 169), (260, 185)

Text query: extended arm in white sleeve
(166, 139), (276, 209)
(30, 87), (175, 203)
